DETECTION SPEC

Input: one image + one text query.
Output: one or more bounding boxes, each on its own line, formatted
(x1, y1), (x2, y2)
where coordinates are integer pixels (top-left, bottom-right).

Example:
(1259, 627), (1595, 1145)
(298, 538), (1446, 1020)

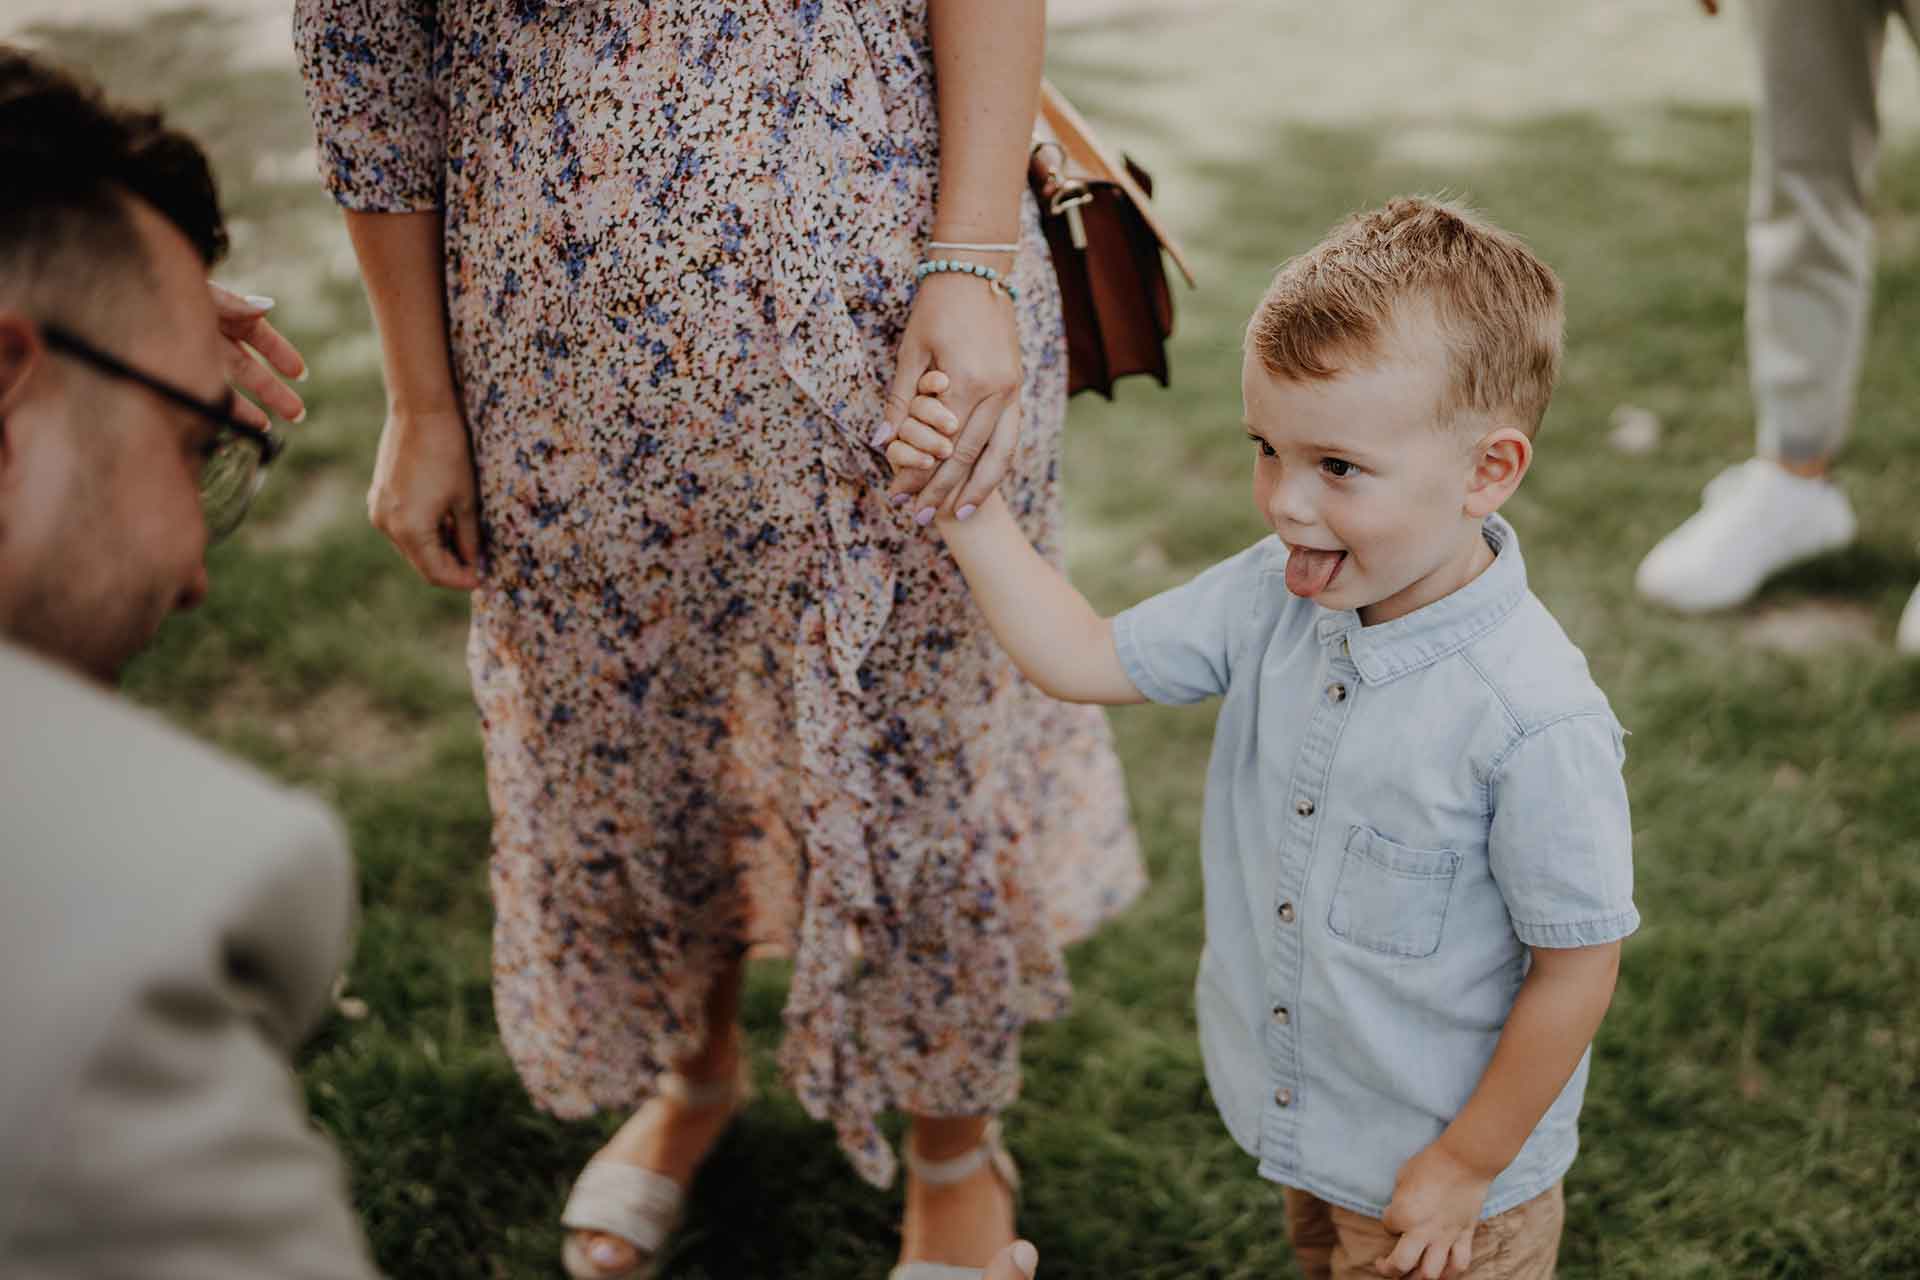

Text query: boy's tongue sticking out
(1286, 545), (1346, 599)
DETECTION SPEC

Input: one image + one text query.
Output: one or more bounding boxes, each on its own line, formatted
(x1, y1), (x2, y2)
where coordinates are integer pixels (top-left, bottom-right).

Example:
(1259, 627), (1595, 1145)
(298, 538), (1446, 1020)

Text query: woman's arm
(928, 0), (1044, 250)
(343, 211), (482, 590)
(883, 0), (1045, 523)
(344, 212), (460, 414)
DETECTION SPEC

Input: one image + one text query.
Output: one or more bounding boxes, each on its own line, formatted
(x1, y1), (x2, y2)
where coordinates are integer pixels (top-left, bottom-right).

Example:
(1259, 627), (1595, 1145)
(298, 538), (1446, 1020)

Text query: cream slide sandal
(888, 1121), (1023, 1280)
(559, 1062), (753, 1280)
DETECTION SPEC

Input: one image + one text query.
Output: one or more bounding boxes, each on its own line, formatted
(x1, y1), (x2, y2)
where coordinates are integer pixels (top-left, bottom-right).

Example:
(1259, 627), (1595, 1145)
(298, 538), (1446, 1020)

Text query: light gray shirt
(1113, 515), (1639, 1219)
(0, 639), (378, 1279)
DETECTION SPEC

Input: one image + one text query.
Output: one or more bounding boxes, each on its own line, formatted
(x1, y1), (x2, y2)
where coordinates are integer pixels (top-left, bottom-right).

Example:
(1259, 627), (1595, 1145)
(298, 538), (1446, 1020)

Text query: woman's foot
(895, 1118), (1018, 1273)
(565, 1030), (748, 1278)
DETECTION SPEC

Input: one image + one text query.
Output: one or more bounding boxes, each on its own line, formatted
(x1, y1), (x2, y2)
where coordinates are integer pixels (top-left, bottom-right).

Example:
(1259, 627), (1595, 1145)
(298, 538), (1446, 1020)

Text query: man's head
(0, 47), (231, 681)
(1240, 197), (1565, 625)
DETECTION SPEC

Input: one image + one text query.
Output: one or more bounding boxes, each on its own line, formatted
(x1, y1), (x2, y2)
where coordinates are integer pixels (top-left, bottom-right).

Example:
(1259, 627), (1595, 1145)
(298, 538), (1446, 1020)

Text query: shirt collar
(1311, 514), (1528, 685)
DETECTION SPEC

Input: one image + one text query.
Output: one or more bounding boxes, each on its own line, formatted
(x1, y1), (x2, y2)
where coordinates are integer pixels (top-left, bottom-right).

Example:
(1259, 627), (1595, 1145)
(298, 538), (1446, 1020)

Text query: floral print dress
(294, 0), (1144, 1186)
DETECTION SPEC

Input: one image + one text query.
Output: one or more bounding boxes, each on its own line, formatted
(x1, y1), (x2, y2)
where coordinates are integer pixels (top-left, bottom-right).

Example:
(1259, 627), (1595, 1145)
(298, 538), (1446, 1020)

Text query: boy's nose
(1267, 469), (1317, 530)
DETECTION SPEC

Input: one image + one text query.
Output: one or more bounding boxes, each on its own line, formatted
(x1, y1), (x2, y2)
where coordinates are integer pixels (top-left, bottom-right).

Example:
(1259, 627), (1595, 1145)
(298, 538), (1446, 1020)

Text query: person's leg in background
(1636, 0), (1896, 618)
(1892, 2), (1920, 647)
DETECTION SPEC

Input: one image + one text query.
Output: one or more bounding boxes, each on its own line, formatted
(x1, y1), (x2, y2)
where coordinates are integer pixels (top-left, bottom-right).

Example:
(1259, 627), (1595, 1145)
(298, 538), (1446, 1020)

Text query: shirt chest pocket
(1326, 825), (1462, 959)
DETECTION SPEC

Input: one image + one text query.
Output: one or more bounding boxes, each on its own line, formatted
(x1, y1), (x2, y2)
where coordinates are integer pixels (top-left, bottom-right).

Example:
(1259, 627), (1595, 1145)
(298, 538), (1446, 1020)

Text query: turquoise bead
(912, 257), (1018, 303)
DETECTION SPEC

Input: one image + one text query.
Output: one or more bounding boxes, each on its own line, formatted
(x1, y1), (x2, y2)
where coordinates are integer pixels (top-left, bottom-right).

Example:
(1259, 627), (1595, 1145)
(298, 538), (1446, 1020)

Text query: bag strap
(1034, 80), (1197, 288)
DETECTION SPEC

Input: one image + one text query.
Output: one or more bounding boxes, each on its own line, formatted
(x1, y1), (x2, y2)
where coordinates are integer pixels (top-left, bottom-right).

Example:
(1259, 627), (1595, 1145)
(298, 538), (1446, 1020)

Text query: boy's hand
(1375, 1140), (1491, 1279)
(884, 370), (966, 499)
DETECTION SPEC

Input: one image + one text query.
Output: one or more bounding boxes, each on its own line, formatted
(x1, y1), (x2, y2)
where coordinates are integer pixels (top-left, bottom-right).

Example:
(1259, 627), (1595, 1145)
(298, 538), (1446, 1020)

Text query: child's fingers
(1376, 1228), (1432, 1277)
(917, 368), (950, 396)
(886, 439), (939, 471)
(910, 394), (961, 436)
(896, 418), (955, 461)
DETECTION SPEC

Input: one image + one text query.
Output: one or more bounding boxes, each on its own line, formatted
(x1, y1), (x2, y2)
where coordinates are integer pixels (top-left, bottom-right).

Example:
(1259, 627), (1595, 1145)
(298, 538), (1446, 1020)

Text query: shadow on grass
(1761, 540), (1920, 604)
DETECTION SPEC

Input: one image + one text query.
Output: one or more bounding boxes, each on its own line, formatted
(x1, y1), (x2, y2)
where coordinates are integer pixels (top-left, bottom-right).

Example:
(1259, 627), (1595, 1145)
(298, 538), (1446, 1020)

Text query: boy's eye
(1321, 457), (1355, 478)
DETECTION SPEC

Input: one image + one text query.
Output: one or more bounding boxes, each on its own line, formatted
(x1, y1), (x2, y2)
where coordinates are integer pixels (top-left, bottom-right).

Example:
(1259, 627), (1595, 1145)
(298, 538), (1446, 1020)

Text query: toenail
(589, 1239), (628, 1268)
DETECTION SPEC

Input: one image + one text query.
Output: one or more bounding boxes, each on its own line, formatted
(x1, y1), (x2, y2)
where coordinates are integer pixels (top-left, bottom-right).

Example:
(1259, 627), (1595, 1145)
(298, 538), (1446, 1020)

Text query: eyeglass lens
(200, 433), (267, 541)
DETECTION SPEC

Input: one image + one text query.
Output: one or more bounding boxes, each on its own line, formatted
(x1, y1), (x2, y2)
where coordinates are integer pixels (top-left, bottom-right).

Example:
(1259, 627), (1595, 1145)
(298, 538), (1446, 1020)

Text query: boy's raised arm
(936, 496), (1146, 706)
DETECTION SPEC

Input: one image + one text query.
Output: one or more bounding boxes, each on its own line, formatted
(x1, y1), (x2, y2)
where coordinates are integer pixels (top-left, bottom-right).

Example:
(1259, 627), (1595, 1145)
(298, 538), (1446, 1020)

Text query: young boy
(887, 198), (1638, 1279)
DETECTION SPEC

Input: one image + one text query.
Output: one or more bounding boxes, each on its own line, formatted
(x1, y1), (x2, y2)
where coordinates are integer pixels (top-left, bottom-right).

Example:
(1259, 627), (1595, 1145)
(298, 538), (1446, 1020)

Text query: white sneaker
(1898, 582), (1920, 655)
(1635, 458), (1857, 612)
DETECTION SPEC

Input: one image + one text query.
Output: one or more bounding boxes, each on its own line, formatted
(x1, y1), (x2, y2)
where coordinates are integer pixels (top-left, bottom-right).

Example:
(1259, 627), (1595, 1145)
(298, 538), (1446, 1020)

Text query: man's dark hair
(0, 44), (226, 332)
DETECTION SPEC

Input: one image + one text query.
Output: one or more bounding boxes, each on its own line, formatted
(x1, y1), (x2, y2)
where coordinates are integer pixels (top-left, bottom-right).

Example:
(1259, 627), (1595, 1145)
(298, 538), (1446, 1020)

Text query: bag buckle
(1049, 184), (1093, 250)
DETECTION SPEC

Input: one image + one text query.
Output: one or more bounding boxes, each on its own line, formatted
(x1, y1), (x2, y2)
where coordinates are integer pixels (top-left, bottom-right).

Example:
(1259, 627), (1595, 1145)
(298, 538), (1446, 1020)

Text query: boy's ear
(1463, 425), (1532, 519)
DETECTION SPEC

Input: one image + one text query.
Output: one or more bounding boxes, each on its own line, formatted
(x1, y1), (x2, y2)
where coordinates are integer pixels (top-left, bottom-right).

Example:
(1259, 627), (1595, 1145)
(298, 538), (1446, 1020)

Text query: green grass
(17, 4), (1920, 1277)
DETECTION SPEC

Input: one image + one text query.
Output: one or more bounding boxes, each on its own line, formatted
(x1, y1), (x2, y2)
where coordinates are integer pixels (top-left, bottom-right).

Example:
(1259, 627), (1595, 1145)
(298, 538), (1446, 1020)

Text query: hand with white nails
(209, 281), (309, 429)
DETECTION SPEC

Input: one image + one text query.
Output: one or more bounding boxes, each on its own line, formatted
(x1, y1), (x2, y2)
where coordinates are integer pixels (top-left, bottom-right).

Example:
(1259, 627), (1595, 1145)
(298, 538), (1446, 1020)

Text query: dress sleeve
(1488, 712), (1641, 950)
(1110, 540), (1273, 705)
(292, 0), (447, 212)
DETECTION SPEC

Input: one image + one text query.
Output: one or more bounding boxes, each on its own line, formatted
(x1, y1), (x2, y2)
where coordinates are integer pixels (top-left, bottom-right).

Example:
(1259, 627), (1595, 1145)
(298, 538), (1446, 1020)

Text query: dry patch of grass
(206, 664), (437, 779)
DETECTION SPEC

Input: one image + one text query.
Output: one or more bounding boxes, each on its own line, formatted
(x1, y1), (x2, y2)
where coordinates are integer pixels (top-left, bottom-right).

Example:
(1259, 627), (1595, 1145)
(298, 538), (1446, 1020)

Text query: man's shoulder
(0, 641), (357, 1210)
(0, 640), (346, 863)
(1460, 592), (1616, 736)
(0, 639), (354, 1047)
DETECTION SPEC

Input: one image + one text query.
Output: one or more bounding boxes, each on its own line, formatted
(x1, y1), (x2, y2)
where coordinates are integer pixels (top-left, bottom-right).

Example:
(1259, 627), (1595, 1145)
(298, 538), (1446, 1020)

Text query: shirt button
(1274, 1088), (1293, 1107)
(1294, 798), (1315, 817)
(1271, 1005), (1290, 1025)
(1278, 901), (1296, 923)
(1327, 682), (1347, 703)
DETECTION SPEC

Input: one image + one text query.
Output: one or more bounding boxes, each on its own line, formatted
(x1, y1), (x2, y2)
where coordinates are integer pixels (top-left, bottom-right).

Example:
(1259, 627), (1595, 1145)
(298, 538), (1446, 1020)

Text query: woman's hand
(367, 405), (484, 590)
(879, 269), (1023, 525)
(209, 283), (308, 428)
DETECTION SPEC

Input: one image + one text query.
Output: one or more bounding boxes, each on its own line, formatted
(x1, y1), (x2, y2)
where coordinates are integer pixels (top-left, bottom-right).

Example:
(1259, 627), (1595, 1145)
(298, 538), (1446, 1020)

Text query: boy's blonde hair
(1248, 197), (1564, 436)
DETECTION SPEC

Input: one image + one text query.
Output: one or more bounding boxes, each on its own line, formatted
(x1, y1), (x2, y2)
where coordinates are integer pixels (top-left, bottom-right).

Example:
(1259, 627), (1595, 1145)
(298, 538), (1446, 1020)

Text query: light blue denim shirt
(1112, 515), (1638, 1220)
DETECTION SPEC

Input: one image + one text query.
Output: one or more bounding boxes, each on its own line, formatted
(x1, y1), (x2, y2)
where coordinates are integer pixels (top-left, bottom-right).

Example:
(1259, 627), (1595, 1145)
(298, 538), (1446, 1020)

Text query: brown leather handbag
(1029, 80), (1196, 399)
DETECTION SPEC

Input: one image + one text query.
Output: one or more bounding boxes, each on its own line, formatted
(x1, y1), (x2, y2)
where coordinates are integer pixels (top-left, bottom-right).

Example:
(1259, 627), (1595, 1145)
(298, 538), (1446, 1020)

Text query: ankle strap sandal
(888, 1121), (1022, 1280)
(560, 1060), (754, 1280)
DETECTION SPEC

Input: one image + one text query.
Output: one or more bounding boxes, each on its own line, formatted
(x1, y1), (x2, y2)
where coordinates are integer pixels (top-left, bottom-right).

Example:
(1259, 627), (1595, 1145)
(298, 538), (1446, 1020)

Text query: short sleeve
(1488, 712), (1640, 949)
(293, 0), (447, 212)
(1111, 540), (1271, 705)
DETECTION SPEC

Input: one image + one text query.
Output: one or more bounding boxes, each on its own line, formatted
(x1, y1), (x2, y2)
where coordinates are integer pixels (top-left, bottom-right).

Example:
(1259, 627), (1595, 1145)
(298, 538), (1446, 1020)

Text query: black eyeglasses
(42, 324), (285, 542)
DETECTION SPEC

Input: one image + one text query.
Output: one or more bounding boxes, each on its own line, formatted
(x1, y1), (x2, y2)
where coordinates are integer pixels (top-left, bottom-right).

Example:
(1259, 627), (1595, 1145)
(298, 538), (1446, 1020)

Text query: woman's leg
(572, 954), (749, 1269)
(898, 1112), (1017, 1269)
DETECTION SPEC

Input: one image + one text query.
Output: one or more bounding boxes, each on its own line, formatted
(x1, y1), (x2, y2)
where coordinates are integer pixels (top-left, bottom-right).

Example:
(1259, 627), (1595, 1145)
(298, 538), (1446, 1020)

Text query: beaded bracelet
(914, 258), (1021, 303)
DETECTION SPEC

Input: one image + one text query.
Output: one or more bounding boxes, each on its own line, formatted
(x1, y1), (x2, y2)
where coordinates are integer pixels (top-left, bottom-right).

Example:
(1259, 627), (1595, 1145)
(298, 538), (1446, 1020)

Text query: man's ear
(1464, 425), (1532, 519)
(0, 311), (46, 427)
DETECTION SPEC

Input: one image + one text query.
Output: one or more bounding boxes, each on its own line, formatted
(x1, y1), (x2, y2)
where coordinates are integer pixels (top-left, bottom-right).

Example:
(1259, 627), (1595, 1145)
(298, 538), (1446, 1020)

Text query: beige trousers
(1747, 0), (1919, 463)
(1282, 1184), (1564, 1280)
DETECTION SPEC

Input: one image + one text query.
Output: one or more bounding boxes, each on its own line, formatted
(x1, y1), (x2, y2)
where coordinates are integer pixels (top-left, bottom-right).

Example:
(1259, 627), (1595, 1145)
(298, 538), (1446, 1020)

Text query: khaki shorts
(1282, 1182), (1564, 1280)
